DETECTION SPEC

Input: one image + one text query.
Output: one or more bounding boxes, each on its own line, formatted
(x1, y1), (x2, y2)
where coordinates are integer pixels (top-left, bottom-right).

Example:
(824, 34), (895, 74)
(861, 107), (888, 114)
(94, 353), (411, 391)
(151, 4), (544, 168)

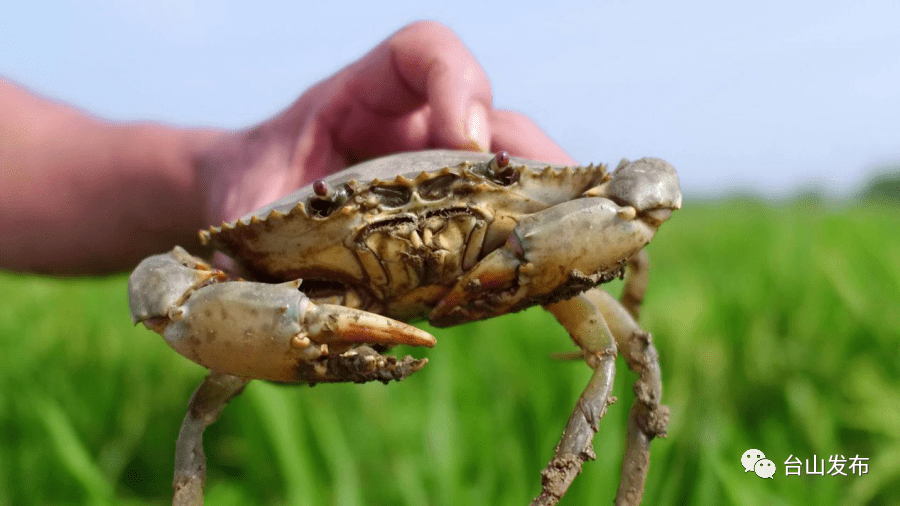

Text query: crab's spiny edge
(200, 160), (607, 247)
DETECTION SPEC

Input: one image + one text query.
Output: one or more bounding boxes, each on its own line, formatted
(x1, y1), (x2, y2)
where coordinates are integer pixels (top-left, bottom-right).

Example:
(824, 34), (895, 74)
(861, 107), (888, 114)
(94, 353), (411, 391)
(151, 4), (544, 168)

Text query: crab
(128, 149), (681, 506)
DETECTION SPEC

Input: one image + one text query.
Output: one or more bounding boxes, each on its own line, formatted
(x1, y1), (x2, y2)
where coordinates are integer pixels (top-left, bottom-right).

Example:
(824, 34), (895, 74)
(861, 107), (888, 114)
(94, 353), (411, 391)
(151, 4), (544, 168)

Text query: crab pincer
(430, 158), (681, 326)
(129, 247), (435, 384)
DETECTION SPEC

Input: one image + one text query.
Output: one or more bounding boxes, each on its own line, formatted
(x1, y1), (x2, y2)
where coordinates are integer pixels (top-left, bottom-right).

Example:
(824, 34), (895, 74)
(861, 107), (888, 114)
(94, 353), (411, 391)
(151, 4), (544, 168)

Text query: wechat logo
(742, 449), (776, 479)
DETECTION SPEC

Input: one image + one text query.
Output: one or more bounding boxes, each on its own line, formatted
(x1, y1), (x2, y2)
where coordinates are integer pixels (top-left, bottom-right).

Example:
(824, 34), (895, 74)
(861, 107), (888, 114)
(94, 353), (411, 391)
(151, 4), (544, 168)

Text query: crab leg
(534, 288), (668, 506)
(173, 371), (248, 506)
(620, 250), (649, 321)
(593, 289), (669, 505)
(532, 289), (618, 506)
(129, 247), (436, 383)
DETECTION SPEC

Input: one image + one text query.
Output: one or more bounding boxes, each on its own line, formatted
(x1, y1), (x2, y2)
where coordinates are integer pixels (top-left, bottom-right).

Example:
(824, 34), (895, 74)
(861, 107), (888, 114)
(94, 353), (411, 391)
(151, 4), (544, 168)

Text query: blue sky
(3, 0), (899, 196)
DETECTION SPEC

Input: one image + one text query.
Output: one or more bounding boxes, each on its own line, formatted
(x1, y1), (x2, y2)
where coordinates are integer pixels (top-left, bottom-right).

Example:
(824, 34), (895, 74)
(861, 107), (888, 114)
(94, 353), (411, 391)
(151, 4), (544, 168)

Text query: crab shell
(199, 150), (629, 322)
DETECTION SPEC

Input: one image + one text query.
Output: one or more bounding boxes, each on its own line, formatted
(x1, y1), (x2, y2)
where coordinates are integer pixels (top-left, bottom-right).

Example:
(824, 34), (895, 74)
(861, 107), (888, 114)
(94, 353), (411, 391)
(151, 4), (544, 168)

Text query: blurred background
(1, 1), (898, 505)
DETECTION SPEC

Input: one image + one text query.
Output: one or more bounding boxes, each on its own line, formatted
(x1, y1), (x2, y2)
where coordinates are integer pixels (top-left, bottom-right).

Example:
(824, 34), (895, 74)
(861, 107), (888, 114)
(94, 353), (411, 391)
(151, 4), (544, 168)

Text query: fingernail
(465, 102), (490, 152)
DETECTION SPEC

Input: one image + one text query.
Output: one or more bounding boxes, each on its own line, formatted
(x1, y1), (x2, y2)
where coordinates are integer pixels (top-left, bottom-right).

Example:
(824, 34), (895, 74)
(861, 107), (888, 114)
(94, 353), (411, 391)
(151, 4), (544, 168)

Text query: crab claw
(129, 248), (435, 383)
(300, 301), (436, 349)
(430, 158), (680, 326)
(590, 157), (682, 213)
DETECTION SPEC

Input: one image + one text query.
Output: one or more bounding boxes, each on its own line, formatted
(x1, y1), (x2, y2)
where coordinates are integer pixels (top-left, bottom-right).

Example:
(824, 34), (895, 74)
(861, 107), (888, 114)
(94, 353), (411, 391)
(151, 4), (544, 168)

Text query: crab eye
(313, 180), (329, 197)
(495, 151), (510, 168)
(486, 151), (518, 186)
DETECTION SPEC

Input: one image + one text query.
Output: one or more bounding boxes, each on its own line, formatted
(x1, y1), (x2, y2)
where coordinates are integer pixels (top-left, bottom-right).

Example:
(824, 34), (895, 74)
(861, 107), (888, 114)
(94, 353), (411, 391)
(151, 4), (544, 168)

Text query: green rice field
(1, 199), (898, 505)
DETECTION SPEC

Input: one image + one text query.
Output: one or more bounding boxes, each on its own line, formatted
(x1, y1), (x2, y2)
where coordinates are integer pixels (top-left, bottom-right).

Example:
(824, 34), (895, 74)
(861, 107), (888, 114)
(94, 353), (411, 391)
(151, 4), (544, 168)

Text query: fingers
(346, 21), (494, 151)
(393, 21), (494, 151)
(322, 21), (575, 170)
(489, 109), (577, 165)
(331, 106), (432, 163)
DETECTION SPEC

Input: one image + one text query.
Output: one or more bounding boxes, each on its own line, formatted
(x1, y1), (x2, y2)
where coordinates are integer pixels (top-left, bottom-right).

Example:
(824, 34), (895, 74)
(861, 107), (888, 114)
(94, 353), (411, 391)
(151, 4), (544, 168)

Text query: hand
(198, 21), (575, 225)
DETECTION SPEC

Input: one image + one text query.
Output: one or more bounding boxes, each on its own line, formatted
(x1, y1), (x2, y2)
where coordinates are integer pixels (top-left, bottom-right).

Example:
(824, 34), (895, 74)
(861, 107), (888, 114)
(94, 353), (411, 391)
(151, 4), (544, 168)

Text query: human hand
(198, 21), (575, 225)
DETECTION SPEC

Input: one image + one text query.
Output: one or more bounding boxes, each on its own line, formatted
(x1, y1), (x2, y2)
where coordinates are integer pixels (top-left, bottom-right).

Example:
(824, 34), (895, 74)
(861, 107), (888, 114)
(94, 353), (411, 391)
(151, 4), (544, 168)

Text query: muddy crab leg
(532, 289), (619, 506)
(173, 371), (248, 506)
(594, 288), (669, 505)
(534, 288), (668, 506)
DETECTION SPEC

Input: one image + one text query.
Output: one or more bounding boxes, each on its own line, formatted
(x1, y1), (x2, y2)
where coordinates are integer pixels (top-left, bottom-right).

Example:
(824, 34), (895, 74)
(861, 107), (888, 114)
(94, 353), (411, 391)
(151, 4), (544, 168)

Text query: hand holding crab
(0, 21), (571, 274)
(130, 150), (680, 505)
